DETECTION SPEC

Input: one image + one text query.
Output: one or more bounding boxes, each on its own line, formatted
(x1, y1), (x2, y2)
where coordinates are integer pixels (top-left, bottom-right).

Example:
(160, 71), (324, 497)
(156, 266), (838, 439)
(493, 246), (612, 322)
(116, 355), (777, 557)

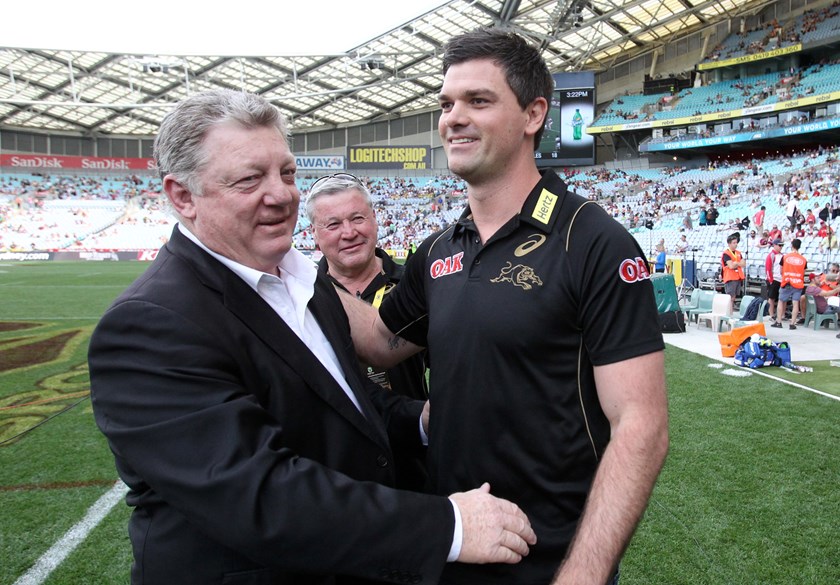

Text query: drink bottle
(572, 109), (583, 141)
(781, 361), (813, 373)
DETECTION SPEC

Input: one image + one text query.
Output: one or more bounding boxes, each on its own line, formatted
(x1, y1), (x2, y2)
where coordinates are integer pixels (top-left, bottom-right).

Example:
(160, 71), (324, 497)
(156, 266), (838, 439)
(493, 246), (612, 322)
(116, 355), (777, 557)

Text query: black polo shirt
(380, 169), (664, 584)
(319, 248), (428, 401)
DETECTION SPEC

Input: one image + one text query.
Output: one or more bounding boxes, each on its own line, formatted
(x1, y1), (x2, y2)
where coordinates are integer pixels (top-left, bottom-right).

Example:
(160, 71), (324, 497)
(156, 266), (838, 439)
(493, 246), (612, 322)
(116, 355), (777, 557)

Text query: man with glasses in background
(307, 173), (430, 490)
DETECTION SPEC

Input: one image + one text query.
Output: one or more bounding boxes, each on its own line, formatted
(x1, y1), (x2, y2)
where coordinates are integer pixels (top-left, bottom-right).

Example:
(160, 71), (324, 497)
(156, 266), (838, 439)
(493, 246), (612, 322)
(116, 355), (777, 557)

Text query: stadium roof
(0, 0), (771, 137)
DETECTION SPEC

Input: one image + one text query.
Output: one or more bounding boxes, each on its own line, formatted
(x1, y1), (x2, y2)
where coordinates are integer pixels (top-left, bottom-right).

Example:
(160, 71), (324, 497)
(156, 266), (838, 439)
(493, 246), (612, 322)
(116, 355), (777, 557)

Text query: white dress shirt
(178, 223), (363, 413)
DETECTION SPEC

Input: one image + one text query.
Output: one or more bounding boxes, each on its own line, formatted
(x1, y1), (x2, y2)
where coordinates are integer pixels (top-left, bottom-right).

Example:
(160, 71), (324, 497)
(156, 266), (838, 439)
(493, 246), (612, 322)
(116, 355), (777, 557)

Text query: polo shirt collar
(451, 169), (567, 239)
(519, 169), (568, 232)
(318, 247), (391, 298)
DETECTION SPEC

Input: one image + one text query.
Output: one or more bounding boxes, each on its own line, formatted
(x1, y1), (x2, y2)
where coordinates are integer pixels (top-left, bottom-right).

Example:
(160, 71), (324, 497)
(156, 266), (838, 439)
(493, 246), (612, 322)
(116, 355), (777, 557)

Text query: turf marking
(721, 368), (752, 377)
(746, 367), (840, 402)
(13, 480), (128, 585)
(706, 360), (840, 402)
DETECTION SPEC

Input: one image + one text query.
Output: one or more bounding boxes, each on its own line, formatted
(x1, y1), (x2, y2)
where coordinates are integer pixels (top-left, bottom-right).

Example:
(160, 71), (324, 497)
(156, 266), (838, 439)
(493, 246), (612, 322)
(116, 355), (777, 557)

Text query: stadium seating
(3, 148), (840, 261)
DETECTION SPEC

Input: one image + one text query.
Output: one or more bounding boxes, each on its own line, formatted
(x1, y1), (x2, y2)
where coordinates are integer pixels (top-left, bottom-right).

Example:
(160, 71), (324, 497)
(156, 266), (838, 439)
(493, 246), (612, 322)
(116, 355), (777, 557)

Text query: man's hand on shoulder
(449, 483), (536, 564)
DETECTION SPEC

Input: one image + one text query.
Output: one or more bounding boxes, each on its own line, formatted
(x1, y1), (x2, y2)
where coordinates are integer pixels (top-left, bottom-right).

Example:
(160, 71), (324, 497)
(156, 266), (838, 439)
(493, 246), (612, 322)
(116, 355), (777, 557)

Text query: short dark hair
(792, 238), (801, 250)
(442, 28), (554, 149)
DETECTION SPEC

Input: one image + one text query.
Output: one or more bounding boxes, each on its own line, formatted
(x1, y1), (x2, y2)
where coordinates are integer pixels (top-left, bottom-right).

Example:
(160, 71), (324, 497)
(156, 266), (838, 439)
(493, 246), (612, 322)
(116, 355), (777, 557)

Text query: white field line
(701, 351), (840, 402)
(746, 367), (840, 402)
(709, 361), (840, 402)
(13, 480), (128, 585)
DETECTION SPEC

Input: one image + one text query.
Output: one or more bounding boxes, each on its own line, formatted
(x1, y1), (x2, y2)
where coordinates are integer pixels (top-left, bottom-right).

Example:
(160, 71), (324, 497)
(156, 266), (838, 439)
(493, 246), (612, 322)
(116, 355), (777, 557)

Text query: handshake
(449, 483), (537, 564)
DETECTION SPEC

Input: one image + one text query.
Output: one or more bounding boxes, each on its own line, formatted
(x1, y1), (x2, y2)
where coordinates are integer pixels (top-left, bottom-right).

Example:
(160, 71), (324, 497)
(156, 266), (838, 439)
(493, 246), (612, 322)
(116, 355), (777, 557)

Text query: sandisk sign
(1, 154), (156, 171)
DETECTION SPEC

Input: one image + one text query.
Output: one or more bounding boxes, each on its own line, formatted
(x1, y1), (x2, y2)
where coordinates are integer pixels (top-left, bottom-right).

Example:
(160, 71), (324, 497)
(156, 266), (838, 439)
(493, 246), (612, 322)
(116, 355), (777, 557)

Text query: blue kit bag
(733, 336), (778, 369)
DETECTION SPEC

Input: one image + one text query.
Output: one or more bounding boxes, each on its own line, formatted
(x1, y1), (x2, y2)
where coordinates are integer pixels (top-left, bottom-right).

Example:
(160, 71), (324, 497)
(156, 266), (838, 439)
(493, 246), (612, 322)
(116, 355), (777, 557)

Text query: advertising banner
(641, 117), (840, 152)
(536, 72), (596, 167)
(697, 44), (802, 71)
(0, 250), (164, 261)
(295, 155), (345, 171)
(589, 89), (840, 134)
(0, 251), (54, 261)
(0, 154), (156, 171)
(347, 146), (430, 170)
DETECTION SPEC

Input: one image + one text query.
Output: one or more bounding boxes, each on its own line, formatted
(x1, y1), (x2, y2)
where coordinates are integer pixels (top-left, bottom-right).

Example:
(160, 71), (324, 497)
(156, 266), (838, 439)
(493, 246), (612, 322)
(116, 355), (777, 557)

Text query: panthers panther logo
(490, 261), (544, 290)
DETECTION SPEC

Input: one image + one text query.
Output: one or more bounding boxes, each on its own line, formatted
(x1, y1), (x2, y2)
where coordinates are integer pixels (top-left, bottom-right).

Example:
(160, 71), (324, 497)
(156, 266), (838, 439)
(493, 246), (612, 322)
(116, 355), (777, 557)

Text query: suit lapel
(166, 228), (390, 449)
(309, 275), (391, 447)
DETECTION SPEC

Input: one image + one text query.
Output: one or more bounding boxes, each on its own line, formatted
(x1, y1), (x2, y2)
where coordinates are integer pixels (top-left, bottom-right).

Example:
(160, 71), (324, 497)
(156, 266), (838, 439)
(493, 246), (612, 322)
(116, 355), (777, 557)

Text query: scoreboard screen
(536, 72), (596, 167)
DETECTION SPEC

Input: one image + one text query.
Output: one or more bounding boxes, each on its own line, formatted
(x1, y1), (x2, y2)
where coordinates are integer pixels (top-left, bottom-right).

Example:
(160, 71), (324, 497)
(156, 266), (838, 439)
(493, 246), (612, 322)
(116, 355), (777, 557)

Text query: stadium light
(127, 56), (186, 75)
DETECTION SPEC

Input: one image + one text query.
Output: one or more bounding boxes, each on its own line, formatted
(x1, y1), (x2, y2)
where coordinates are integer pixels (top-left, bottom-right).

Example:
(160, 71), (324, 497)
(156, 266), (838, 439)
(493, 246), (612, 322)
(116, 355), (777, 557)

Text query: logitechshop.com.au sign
(347, 146), (430, 170)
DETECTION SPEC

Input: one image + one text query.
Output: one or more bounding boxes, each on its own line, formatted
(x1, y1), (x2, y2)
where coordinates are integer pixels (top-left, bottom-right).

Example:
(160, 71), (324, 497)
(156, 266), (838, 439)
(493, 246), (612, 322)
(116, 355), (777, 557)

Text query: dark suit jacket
(89, 227), (453, 585)
(318, 249), (429, 492)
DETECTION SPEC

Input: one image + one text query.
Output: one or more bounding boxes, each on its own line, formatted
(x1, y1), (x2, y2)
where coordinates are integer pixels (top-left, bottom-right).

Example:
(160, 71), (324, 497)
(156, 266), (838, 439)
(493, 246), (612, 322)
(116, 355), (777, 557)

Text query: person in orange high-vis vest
(771, 238), (807, 330)
(816, 263), (840, 292)
(721, 233), (746, 313)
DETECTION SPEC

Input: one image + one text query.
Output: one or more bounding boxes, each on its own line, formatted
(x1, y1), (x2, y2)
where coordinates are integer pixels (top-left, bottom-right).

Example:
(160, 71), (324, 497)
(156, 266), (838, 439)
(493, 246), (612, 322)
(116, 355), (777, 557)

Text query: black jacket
(89, 228), (452, 584)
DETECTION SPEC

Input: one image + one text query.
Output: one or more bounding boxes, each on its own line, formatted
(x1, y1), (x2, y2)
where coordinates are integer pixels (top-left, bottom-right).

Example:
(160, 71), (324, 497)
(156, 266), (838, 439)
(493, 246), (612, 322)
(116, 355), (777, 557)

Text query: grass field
(1, 261), (837, 584)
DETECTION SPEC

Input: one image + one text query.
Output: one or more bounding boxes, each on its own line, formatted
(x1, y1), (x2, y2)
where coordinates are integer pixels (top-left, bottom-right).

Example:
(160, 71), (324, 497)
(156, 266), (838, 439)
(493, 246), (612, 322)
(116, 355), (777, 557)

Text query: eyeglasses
(309, 173), (363, 191)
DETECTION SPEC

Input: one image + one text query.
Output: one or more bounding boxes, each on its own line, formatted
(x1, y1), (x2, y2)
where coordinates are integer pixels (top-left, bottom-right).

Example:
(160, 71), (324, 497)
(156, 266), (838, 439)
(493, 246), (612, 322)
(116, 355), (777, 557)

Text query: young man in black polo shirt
(340, 28), (668, 585)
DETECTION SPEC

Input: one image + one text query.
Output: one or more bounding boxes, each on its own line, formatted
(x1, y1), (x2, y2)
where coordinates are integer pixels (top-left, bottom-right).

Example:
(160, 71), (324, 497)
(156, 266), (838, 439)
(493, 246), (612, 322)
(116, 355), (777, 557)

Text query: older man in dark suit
(88, 89), (535, 585)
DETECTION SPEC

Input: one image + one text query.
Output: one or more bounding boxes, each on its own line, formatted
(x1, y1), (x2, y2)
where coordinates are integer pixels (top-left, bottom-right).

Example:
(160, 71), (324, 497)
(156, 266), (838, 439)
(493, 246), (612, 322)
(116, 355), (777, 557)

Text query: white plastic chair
(697, 293), (733, 332)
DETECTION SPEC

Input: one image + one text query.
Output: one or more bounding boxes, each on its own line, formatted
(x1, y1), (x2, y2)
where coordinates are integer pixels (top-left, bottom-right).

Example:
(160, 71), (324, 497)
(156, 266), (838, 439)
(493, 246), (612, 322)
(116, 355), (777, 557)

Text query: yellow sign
(532, 190), (557, 225)
(697, 44), (802, 71)
(587, 89), (840, 134)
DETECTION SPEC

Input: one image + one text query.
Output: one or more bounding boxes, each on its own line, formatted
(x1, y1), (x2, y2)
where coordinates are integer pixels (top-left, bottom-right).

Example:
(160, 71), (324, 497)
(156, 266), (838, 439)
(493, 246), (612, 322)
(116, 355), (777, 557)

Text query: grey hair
(305, 176), (374, 225)
(153, 89), (289, 195)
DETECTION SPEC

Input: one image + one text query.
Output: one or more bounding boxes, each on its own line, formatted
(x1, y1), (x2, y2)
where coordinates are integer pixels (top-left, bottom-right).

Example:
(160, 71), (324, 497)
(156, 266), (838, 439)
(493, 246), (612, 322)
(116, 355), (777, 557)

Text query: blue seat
(680, 288), (702, 314)
(803, 294), (839, 330)
(687, 290), (715, 325)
